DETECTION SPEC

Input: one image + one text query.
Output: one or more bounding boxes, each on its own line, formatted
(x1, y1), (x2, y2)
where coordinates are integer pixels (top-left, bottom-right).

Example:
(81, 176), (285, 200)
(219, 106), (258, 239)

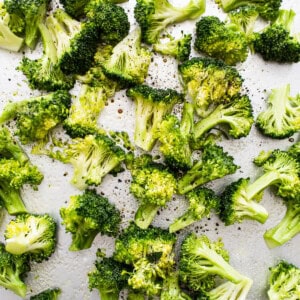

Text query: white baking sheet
(0, 0), (299, 299)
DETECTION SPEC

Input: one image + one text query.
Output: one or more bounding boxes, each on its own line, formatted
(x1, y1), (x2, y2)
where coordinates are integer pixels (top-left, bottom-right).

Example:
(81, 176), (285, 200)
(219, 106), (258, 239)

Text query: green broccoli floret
(256, 84), (300, 139)
(267, 261), (300, 299)
(169, 187), (220, 233)
(193, 94), (254, 140)
(18, 24), (75, 92)
(128, 290), (145, 299)
(134, 0), (206, 44)
(252, 9), (300, 63)
(0, 243), (30, 298)
(102, 28), (152, 87)
(60, 189), (121, 251)
(178, 57), (243, 118)
(153, 34), (192, 62)
(4, 213), (56, 262)
(0, 3), (24, 51)
(215, 0), (282, 21)
(128, 154), (177, 229)
(30, 288), (61, 300)
(288, 141), (300, 163)
(178, 144), (238, 194)
(126, 84), (184, 151)
(195, 16), (249, 65)
(0, 90), (71, 144)
(4, 0), (50, 48)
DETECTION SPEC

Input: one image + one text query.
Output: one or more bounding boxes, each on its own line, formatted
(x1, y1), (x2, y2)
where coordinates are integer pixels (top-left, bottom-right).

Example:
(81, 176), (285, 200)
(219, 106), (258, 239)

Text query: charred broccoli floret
(30, 288), (61, 300)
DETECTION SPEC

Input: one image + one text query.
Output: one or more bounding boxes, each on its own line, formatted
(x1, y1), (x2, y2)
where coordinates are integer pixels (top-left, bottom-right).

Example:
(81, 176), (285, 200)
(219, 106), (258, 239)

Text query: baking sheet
(0, 0), (300, 299)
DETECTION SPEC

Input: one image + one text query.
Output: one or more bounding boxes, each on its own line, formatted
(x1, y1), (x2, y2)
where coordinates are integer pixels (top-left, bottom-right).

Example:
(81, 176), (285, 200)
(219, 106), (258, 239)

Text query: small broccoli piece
(253, 9), (300, 63)
(19, 24), (75, 92)
(126, 84), (184, 151)
(194, 94), (254, 140)
(4, 213), (56, 262)
(178, 57), (243, 118)
(30, 288), (61, 300)
(102, 28), (152, 87)
(169, 187), (220, 233)
(253, 150), (273, 167)
(134, 0), (205, 44)
(0, 243), (30, 298)
(178, 144), (238, 194)
(267, 261), (300, 299)
(153, 34), (192, 62)
(0, 3), (23, 51)
(129, 154), (177, 229)
(256, 84), (300, 139)
(88, 256), (128, 300)
(215, 0), (282, 21)
(195, 16), (249, 65)
(60, 189), (121, 251)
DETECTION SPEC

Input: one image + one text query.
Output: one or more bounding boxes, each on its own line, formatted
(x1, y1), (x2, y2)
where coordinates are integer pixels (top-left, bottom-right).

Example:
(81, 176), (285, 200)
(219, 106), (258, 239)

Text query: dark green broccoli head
(60, 0), (89, 18)
(6, 11), (25, 35)
(30, 288), (61, 300)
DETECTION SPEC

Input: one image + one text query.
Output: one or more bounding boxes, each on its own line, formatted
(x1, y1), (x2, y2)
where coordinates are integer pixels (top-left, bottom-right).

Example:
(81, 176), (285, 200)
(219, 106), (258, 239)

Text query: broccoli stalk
(30, 288), (61, 300)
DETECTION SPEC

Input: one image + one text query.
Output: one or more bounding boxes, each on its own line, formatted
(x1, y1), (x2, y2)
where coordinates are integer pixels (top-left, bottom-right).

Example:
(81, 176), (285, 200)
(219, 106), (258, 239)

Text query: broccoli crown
(60, 0), (89, 18)
(4, 213), (56, 262)
(288, 142), (300, 162)
(30, 288), (61, 300)
(195, 16), (249, 65)
(267, 261), (300, 300)
(0, 243), (30, 298)
(153, 34), (192, 62)
(126, 84), (184, 151)
(178, 57), (243, 118)
(256, 84), (300, 139)
(178, 144), (238, 194)
(60, 189), (121, 251)
(134, 0), (206, 44)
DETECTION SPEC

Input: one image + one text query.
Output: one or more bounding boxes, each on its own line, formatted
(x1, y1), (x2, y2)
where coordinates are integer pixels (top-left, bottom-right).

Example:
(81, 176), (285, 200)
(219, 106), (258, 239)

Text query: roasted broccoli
(178, 144), (238, 194)
(126, 84), (184, 151)
(256, 84), (300, 139)
(252, 9), (300, 63)
(178, 57), (243, 118)
(60, 189), (121, 251)
(30, 288), (61, 300)
(169, 187), (220, 233)
(195, 16), (249, 65)
(134, 0), (206, 44)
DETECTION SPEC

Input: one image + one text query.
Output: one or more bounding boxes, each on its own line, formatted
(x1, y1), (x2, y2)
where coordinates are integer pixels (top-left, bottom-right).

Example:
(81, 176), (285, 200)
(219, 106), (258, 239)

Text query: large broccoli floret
(128, 154), (177, 229)
(30, 288), (61, 300)
(0, 90), (71, 144)
(252, 9), (300, 63)
(178, 57), (243, 118)
(267, 261), (300, 299)
(126, 84), (184, 151)
(256, 84), (300, 139)
(0, 243), (30, 298)
(60, 189), (121, 251)
(169, 187), (220, 233)
(134, 0), (206, 44)
(178, 144), (238, 194)
(195, 16), (249, 65)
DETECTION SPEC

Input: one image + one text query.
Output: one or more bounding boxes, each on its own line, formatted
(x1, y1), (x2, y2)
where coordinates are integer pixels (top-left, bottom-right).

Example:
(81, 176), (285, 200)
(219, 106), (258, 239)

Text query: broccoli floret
(288, 141), (300, 163)
(128, 290), (145, 299)
(267, 261), (300, 299)
(4, 213), (56, 262)
(102, 28), (152, 87)
(193, 94), (254, 140)
(153, 34), (192, 62)
(18, 24), (75, 92)
(215, 0), (282, 21)
(134, 0), (206, 44)
(88, 256), (128, 300)
(30, 288), (61, 300)
(169, 187), (220, 233)
(256, 84), (300, 139)
(0, 243), (30, 298)
(178, 144), (238, 194)
(178, 57), (243, 118)
(4, 0), (50, 48)
(0, 3), (23, 51)
(195, 16), (249, 65)
(253, 9), (300, 63)
(126, 84), (184, 151)
(0, 90), (71, 145)
(129, 154), (177, 229)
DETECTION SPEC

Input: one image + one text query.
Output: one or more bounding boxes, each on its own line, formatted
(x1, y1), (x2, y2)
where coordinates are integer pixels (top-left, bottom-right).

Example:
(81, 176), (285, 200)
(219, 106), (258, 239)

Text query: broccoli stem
(180, 102), (194, 136)
(134, 203), (160, 229)
(0, 186), (27, 215)
(69, 228), (98, 251)
(218, 0), (248, 12)
(0, 101), (27, 124)
(39, 23), (57, 64)
(99, 290), (119, 300)
(1, 269), (27, 298)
